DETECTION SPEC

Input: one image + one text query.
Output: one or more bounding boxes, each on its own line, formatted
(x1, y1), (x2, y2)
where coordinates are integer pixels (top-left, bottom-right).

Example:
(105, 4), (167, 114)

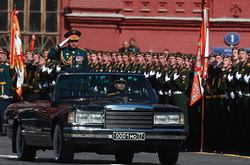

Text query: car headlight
(68, 112), (104, 124)
(154, 113), (184, 125)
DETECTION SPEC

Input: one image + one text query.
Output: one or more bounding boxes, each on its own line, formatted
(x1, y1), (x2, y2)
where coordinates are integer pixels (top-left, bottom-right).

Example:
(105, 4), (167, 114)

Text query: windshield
(54, 73), (156, 103)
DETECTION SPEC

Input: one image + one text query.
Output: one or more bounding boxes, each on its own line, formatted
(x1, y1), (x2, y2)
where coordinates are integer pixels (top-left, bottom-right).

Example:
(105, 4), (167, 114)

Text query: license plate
(113, 132), (145, 141)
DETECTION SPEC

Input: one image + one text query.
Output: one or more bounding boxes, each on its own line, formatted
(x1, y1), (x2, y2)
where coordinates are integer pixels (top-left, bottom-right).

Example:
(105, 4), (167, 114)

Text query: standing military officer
(169, 53), (190, 131)
(155, 53), (170, 104)
(120, 52), (131, 72)
(99, 52), (113, 72)
(234, 48), (250, 154)
(48, 30), (89, 73)
(0, 48), (12, 136)
(89, 51), (100, 72)
(135, 52), (147, 74)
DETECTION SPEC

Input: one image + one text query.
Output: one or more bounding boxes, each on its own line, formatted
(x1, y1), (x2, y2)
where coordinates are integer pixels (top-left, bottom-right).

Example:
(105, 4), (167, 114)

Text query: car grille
(105, 108), (153, 129)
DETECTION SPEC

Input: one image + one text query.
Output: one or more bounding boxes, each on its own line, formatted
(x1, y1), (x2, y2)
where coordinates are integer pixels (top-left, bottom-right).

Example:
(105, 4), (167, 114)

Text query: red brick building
(1, 0), (250, 55)
(61, 0), (250, 54)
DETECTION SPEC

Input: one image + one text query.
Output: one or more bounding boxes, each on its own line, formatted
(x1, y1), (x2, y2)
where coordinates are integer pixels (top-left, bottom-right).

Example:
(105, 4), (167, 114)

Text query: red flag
(190, 1), (209, 106)
(10, 10), (24, 100)
(29, 34), (36, 51)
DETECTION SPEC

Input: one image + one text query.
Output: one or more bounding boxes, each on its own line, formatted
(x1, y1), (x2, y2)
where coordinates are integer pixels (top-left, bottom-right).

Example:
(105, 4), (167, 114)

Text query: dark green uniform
(48, 45), (89, 73)
(156, 64), (170, 104)
(89, 62), (101, 72)
(100, 63), (113, 72)
(129, 62), (137, 73)
(0, 61), (12, 135)
(120, 63), (131, 73)
(171, 66), (190, 131)
(235, 60), (250, 153)
(136, 63), (147, 74)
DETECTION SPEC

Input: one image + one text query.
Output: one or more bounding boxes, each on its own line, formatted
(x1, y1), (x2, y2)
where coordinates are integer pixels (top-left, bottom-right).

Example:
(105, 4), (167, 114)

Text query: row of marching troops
(1, 45), (250, 155)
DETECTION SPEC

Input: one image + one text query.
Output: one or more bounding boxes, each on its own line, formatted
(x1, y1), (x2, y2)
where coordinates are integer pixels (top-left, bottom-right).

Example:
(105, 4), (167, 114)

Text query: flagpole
(201, 95), (205, 152)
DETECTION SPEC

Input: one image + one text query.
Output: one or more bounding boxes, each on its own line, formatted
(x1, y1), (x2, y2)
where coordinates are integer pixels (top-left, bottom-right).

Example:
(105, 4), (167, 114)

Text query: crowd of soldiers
(1, 33), (250, 155)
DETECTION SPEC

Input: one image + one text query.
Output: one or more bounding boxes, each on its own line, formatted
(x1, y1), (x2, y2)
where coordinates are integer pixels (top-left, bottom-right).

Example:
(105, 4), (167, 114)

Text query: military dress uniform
(48, 30), (89, 73)
(156, 63), (170, 104)
(89, 62), (100, 72)
(0, 52), (12, 135)
(234, 50), (250, 153)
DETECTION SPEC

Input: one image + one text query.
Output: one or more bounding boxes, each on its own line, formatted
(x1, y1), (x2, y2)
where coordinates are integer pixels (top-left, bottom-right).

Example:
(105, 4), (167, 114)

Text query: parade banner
(10, 10), (24, 100)
(190, 1), (209, 106)
(30, 34), (36, 51)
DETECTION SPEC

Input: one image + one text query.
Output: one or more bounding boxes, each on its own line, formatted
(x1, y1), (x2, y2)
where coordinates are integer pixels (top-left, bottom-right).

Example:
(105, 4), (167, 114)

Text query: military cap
(232, 47), (239, 51)
(216, 53), (224, 58)
(224, 55), (232, 61)
(115, 77), (127, 83)
(209, 54), (215, 58)
(64, 30), (81, 40)
(111, 51), (118, 54)
(158, 53), (166, 57)
(128, 51), (135, 55)
(153, 53), (158, 56)
(176, 52), (184, 59)
(25, 49), (34, 54)
(145, 52), (153, 56)
(90, 51), (97, 55)
(101, 52), (111, 56)
(168, 53), (176, 58)
(136, 52), (145, 56)
(239, 48), (248, 53)
(0, 48), (9, 56)
(121, 52), (128, 56)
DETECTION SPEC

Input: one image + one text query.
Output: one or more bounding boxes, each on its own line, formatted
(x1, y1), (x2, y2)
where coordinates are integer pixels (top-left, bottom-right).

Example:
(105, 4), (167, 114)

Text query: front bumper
(63, 127), (187, 153)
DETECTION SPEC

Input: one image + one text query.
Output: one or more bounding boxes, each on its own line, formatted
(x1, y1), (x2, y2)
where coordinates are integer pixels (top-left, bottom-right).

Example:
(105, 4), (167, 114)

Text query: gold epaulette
(107, 93), (116, 96)
(78, 47), (86, 51)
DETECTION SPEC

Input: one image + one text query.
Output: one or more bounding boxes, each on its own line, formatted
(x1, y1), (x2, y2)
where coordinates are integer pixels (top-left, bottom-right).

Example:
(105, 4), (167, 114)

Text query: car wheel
(16, 124), (36, 161)
(115, 152), (134, 164)
(53, 123), (74, 163)
(158, 147), (179, 164)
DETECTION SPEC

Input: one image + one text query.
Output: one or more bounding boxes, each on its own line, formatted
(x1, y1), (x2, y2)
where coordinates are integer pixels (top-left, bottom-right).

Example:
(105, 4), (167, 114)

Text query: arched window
(0, 0), (59, 53)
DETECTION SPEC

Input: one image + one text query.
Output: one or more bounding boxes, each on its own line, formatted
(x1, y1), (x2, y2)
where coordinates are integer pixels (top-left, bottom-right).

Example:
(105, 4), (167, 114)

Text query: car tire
(115, 152), (134, 164)
(16, 124), (36, 161)
(158, 147), (179, 164)
(53, 123), (74, 163)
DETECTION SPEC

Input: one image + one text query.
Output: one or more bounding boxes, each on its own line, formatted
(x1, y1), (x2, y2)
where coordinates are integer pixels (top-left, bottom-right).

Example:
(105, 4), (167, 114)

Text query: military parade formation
(1, 30), (250, 156)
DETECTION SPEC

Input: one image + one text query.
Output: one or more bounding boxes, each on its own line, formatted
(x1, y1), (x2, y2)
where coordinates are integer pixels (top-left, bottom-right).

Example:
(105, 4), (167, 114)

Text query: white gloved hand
(144, 72), (149, 78)
(59, 38), (69, 47)
(56, 65), (61, 73)
(47, 68), (52, 74)
(173, 73), (180, 81)
(243, 74), (250, 84)
(227, 105), (230, 112)
(225, 92), (229, 99)
(149, 70), (155, 76)
(158, 90), (163, 95)
(52, 81), (56, 85)
(3, 95), (9, 99)
(227, 74), (233, 82)
(165, 75), (170, 82)
(42, 66), (47, 72)
(235, 72), (241, 80)
(230, 92), (235, 99)
(39, 83), (42, 89)
(94, 86), (98, 93)
(238, 90), (243, 98)
(156, 72), (162, 79)
(44, 82), (49, 87)
(168, 90), (172, 97)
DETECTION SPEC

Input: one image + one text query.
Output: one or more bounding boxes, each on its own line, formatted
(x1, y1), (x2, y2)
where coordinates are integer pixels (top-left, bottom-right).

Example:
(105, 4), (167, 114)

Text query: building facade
(1, 0), (250, 54)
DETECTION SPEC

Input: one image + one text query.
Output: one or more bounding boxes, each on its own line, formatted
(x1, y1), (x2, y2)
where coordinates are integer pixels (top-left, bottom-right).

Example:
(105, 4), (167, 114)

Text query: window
(0, 0), (59, 53)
